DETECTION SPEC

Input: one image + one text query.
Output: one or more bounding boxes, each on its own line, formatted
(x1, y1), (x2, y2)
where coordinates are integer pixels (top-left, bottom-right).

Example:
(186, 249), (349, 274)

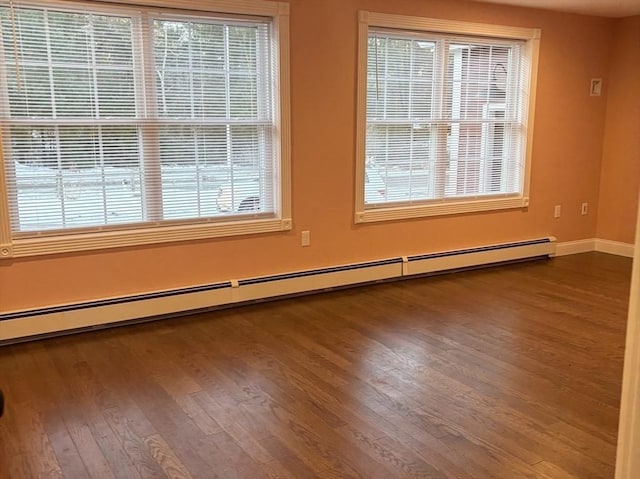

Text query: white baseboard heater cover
(0, 237), (555, 343)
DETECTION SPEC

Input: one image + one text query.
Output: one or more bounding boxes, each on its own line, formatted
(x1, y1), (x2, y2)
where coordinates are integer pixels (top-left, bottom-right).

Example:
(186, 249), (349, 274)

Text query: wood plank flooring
(0, 252), (631, 478)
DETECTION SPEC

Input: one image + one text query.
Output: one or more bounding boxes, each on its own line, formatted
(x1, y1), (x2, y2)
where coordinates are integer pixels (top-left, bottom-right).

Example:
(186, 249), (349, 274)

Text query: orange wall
(597, 16), (640, 244)
(0, 0), (614, 312)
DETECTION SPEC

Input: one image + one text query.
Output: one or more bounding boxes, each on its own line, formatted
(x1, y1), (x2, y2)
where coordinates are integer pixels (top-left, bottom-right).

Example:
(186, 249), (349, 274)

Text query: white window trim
(354, 11), (540, 224)
(0, 0), (291, 259)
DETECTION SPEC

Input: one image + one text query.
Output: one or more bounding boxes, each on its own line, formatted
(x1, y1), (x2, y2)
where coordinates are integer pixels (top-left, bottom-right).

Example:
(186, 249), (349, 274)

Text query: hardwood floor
(0, 252), (631, 478)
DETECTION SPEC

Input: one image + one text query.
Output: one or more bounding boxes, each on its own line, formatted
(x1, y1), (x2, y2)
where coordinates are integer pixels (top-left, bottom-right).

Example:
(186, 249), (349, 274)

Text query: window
(0, 0), (290, 258)
(355, 12), (540, 223)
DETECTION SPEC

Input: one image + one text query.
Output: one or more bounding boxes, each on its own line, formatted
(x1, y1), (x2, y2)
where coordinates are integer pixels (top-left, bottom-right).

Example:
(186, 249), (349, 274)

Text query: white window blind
(0, 2), (276, 236)
(364, 28), (529, 209)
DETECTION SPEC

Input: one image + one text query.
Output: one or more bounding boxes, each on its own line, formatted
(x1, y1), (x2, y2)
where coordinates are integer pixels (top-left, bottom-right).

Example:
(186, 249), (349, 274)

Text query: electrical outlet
(581, 203), (588, 215)
(554, 205), (561, 218)
(301, 230), (310, 247)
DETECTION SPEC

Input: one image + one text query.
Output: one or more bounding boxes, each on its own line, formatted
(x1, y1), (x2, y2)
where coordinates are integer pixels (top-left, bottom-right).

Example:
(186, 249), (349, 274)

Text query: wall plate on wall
(590, 78), (603, 96)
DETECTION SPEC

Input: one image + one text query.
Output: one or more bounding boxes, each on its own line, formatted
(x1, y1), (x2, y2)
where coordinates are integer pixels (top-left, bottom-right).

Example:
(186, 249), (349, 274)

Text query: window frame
(0, 0), (291, 259)
(355, 11), (540, 224)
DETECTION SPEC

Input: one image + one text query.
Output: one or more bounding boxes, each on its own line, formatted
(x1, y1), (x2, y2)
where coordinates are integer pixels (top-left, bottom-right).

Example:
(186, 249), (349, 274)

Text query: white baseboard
(0, 237), (555, 343)
(555, 238), (635, 258)
(596, 239), (635, 258)
(555, 239), (596, 256)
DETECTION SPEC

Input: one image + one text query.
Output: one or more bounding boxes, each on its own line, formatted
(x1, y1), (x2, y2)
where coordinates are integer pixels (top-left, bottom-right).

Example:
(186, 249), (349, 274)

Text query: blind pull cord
(9, 0), (22, 91)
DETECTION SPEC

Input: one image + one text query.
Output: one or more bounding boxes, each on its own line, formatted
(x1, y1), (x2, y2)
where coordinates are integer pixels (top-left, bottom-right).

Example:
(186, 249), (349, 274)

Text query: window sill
(2, 217), (292, 259)
(355, 196), (529, 223)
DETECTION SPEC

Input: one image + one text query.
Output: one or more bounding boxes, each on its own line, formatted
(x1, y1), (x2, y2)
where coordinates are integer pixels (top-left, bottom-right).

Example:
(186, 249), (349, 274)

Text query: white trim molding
(595, 239), (635, 258)
(555, 238), (635, 258)
(14, 0), (284, 16)
(356, 196), (529, 223)
(616, 195), (640, 479)
(554, 239), (597, 256)
(361, 11), (541, 40)
(10, 218), (292, 258)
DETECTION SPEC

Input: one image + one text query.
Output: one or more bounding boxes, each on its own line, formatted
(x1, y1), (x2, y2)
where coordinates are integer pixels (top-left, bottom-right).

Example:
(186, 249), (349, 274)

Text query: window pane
(229, 26), (257, 71)
(159, 126), (200, 220)
(157, 70), (191, 117)
(366, 34), (436, 205)
(221, 124), (272, 214)
(0, 8), (48, 62)
(229, 74), (258, 118)
(10, 125), (143, 232)
(93, 15), (134, 66)
(154, 21), (191, 69)
(96, 70), (136, 117)
(365, 124), (432, 204)
(159, 125), (271, 218)
(446, 44), (512, 121)
(367, 36), (435, 121)
(6, 66), (53, 117)
(0, 9), (135, 120)
(53, 67), (94, 117)
(193, 72), (226, 117)
(48, 11), (91, 64)
(154, 20), (263, 120)
(191, 23), (225, 70)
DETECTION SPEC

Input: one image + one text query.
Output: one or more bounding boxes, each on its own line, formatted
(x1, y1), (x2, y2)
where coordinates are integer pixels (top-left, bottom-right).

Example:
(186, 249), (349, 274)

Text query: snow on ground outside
(11, 162), (434, 232)
(12, 161), (261, 232)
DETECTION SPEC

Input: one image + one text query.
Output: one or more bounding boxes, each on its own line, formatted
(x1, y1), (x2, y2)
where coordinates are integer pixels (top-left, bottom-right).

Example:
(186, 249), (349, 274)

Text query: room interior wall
(0, 0), (614, 312)
(597, 16), (640, 245)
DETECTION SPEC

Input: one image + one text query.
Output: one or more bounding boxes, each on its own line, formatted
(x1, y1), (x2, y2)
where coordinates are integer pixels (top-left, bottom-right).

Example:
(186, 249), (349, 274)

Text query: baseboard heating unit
(0, 237), (556, 343)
